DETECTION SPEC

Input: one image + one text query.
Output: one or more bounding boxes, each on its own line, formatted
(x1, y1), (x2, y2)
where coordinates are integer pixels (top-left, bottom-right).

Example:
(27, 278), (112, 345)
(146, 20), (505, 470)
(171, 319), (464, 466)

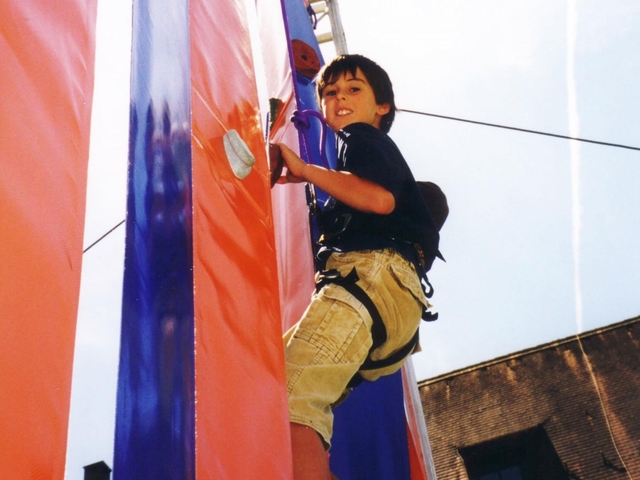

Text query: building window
(477, 466), (524, 480)
(459, 426), (568, 480)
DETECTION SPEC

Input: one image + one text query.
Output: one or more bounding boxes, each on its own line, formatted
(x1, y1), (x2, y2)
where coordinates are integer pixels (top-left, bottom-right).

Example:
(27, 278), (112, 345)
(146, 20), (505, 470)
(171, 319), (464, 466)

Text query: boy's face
(320, 68), (390, 132)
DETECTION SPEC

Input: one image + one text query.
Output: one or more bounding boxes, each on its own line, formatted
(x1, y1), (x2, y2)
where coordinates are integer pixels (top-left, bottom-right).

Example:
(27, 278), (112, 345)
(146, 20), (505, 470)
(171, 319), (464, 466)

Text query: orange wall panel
(190, 0), (292, 477)
(0, 1), (97, 478)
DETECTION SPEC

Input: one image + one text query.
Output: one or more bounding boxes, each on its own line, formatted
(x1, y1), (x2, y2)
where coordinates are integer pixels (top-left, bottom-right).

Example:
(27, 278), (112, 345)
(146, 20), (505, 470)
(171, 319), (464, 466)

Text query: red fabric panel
(407, 419), (428, 480)
(190, 0), (292, 477)
(0, 1), (96, 478)
(258, 0), (316, 332)
(403, 363), (430, 480)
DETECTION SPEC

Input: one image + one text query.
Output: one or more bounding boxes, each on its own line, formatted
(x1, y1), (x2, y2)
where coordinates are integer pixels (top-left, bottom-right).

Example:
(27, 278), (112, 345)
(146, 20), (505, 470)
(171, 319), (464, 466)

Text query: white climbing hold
(223, 129), (255, 180)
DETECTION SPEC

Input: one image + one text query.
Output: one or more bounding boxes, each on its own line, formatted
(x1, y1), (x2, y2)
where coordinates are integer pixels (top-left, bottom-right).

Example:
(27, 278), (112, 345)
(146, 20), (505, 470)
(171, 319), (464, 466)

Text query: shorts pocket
(297, 284), (373, 365)
(389, 261), (429, 310)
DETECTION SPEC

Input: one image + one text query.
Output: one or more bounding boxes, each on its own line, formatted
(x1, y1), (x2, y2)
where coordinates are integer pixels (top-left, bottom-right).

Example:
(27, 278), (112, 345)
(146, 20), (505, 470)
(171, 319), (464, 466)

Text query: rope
(575, 335), (635, 478)
(291, 109), (332, 168)
(398, 108), (640, 152)
(306, 3), (318, 29)
(83, 220), (125, 254)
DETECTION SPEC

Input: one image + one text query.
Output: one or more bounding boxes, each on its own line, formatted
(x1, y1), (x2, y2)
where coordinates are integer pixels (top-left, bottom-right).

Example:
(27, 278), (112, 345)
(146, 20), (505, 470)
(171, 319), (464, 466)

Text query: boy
(277, 54), (441, 479)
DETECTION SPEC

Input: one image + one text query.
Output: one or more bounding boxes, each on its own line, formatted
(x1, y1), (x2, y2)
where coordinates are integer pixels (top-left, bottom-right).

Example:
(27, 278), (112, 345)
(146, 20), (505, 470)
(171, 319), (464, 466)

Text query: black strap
(414, 255), (439, 322)
(359, 328), (420, 371)
(421, 277), (438, 322)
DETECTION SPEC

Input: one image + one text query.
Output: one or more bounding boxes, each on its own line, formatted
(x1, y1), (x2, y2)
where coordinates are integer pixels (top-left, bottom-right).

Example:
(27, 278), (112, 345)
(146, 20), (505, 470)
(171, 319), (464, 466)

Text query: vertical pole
(325, 0), (348, 54)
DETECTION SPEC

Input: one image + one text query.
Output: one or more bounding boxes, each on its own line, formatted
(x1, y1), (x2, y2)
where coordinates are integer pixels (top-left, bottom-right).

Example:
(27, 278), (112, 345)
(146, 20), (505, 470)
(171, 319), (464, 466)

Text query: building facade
(419, 316), (640, 480)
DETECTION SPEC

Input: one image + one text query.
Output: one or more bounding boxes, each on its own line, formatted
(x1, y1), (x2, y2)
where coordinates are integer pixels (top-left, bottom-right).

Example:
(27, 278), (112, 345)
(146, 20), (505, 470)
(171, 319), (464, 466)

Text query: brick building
(418, 316), (640, 480)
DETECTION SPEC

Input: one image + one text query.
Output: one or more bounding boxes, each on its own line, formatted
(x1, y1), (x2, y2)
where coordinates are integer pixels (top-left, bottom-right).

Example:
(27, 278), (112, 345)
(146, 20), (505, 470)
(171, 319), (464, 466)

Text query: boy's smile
(320, 68), (390, 132)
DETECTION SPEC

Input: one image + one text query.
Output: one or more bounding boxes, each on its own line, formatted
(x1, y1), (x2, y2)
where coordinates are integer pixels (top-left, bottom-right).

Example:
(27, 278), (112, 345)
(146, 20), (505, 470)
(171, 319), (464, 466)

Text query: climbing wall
(114, 0), (291, 477)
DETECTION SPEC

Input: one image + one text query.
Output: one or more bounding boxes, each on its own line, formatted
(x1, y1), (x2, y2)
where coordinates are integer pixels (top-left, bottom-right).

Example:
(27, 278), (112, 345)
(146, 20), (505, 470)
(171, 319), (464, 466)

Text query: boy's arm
(275, 143), (395, 215)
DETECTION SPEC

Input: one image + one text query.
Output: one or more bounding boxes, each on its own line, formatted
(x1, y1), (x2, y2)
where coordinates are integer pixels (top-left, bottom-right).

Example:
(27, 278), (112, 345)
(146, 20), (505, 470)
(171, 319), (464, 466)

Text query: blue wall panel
(331, 373), (411, 480)
(114, 1), (195, 478)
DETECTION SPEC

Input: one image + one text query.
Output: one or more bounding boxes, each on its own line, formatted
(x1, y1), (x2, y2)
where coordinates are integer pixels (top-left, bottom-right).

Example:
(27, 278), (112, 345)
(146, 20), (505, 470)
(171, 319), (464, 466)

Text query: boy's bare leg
(290, 423), (331, 480)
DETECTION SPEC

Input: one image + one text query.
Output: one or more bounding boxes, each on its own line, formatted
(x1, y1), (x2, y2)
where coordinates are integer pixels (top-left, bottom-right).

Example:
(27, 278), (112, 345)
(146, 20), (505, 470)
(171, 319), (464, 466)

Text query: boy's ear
(377, 103), (391, 116)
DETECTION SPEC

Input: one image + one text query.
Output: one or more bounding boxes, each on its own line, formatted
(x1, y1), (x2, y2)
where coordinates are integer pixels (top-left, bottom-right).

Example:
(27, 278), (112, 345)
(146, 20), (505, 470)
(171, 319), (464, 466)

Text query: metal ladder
(308, 0), (348, 54)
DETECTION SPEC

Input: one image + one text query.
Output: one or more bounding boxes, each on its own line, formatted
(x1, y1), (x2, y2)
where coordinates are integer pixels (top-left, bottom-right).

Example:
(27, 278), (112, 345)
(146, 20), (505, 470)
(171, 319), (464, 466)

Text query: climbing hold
(223, 129), (255, 180)
(291, 39), (320, 80)
(269, 143), (284, 187)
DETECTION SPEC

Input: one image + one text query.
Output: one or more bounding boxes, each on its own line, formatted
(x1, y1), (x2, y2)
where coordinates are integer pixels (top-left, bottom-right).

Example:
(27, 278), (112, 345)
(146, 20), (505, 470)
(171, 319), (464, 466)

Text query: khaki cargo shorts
(283, 248), (428, 446)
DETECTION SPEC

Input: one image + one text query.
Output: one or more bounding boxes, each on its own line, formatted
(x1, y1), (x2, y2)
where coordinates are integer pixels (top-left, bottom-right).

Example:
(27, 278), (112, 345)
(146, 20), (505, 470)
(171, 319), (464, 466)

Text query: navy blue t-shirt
(319, 123), (441, 269)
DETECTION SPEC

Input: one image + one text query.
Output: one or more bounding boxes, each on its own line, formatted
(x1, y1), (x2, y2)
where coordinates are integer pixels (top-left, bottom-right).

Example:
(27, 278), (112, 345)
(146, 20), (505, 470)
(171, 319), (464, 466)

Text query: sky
(66, 0), (640, 476)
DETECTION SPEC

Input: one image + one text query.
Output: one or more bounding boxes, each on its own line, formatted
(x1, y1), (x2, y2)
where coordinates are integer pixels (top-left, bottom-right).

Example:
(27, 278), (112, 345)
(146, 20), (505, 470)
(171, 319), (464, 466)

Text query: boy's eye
(324, 90), (336, 97)
(350, 87), (360, 93)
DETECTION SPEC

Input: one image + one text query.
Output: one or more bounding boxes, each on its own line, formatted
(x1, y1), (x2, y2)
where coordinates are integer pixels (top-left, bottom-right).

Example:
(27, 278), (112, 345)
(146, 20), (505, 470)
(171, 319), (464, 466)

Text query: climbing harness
(315, 267), (423, 388)
(289, 106), (445, 384)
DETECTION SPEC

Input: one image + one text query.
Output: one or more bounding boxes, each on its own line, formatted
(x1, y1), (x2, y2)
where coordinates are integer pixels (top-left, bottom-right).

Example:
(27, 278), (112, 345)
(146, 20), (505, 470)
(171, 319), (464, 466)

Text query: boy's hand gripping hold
(274, 142), (395, 215)
(273, 143), (308, 184)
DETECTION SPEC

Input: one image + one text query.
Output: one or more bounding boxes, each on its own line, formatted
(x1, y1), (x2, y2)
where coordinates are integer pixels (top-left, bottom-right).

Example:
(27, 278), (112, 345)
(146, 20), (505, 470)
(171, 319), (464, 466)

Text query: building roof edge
(418, 315), (640, 387)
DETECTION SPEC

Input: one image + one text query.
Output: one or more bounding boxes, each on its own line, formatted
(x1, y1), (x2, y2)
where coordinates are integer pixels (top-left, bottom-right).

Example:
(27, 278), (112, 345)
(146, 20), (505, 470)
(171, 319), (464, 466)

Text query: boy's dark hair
(316, 54), (397, 133)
